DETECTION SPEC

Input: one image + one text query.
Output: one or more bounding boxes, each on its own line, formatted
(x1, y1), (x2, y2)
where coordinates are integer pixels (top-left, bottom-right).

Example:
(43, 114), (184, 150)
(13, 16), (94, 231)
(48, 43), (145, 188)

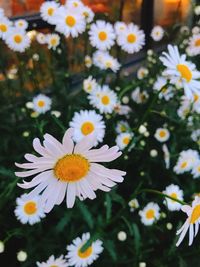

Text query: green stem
(118, 83), (135, 99)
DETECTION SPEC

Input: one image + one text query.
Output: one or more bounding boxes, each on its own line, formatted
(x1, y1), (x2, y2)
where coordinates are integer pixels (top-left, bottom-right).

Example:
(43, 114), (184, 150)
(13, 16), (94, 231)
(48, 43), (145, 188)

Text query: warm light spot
(177, 64), (192, 83)
(146, 209), (155, 219)
(127, 33), (137, 43)
(101, 95), (110, 105)
(194, 94), (199, 102)
(123, 137), (130, 145)
(65, 16), (76, 27)
(81, 121), (95, 135)
(50, 38), (57, 46)
(190, 204), (200, 224)
(78, 246), (93, 259)
(14, 34), (23, 44)
(24, 201), (37, 215)
(98, 31), (107, 41)
(54, 154), (90, 182)
(195, 39), (200, 47)
(159, 130), (166, 138)
(37, 100), (45, 107)
(47, 7), (54, 16)
(0, 24), (7, 32)
(181, 161), (188, 169)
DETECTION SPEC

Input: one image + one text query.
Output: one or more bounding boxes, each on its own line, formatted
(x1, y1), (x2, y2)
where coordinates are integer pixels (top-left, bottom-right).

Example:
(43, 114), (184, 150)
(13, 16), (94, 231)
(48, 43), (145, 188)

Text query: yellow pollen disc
(181, 161), (187, 169)
(159, 130), (166, 138)
(197, 166), (200, 172)
(50, 266), (58, 267)
(19, 22), (23, 26)
(73, 2), (78, 7)
(177, 64), (192, 83)
(101, 95), (110, 105)
(170, 192), (177, 202)
(14, 34), (23, 44)
(194, 94), (199, 102)
(83, 11), (89, 18)
(127, 33), (137, 43)
(65, 16), (76, 27)
(190, 204), (200, 224)
(54, 154), (90, 182)
(162, 87), (167, 93)
(50, 38), (57, 46)
(37, 100), (45, 107)
(195, 39), (200, 47)
(24, 201), (37, 215)
(98, 31), (107, 41)
(47, 7), (54, 16)
(78, 246), (93, 259)
(123, 137), (130, 145)
(0, 24), (7, 32)
(120, 125), (126, 132)
(81, 121), (95, 136)
(146, 209), (155, 219)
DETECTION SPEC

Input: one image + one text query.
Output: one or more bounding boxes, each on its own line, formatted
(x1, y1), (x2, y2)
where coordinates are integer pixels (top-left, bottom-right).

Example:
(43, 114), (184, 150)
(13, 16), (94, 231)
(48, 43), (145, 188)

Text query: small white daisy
(139, 202), (160, 226)
(115, 132), (133, 150)
(137, 67), (149, 80)
(176, 196), (200, 246)
(154, 128), (170, 142)
(192, 160), (200, 179)
(14, 194), (45, 225)
(83, 76), (98, 94)
(114, 103), (132, 115)
(69, 110), (105, 145)
(46, 33), (60, 50)
(114, 21), (127, 35)
(84, 55), (92, 68)
(128, 198), (139, 212)
(174, 149), (199, 174)
(40, 1), (60, 25)
(5, 28), (30, 52)
(36, 32), (47, 44)
(153, 76), (174, 101)
(89, 20), (115, 51)
(0, 17), (12, 40)
(66, 232), (103, 267)
(177, 96), (191, 119)
(32, 94), (52, 114)
(187, 34), (200, 56)
(93, 51), (120, 73)
(14, 19), (28, 31)
(37, 255), (68, 267)
(151, 25), (164, 41)
(116, 120), (130, 134)
(163, 184), (184, 211)
(131, 87), (149, 104)
(192, 92), (200, 113)
(191, 129), (200, 142)
(162, 144), (170, 169)
(82, 6), (94, 23)
(117, 23), (145, 54)
(65, 0), (84, 10)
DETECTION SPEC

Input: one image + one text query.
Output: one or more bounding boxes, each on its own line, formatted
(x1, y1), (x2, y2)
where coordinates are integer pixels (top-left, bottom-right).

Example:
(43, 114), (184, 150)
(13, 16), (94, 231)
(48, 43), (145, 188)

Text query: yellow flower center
(159, 130), (166, 138)
(98, 31), (107, 41)
(50, 265), (58, 267)
(194, 94), (199, 102)
(101, 95), (110, 105)
(47, 7), (54, 16)
(181, 161), (188, 169)
(105, 61), (112, 68)
(54, 154), (90, 182)
(177, 64), (192, 83)
(123, 137), (130, 145)
(120, 125), (127, 132)
(50, 38), (57, 46)
(170, 192), (177, 202)
(24, 201), (37, 215)
(195, 39), (200, 47)
(19, 22), (24, 27)
(146, 209), (155, 219)
(65, 16), (76, 27)
(0, 24), (7, 32)
(83, 11), (89, 18)
(127, 33), (137, 43)
(190, 204), (200, 224)
(162, 87), (167, 93)
(81, 122), (95, 136)
(78, 246), (93, 259)
(37, 100), (45, 107)
(14, 34), (23, 44)
(73, 2), (79, 7)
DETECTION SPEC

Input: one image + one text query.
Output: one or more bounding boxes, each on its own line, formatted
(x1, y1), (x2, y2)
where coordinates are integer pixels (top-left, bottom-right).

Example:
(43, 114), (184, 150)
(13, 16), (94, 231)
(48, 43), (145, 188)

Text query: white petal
(62, 128), (74, 153)
(66, 183), (76, 208)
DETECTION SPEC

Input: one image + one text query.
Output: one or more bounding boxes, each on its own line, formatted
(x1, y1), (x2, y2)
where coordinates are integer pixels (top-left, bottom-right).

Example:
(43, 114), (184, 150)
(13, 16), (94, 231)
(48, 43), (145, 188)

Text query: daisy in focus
(5, 28), (30, 52)
(89, 20), (115, 51)
(40, 1), (60, 25)
(151, 25), (164, 41)
(163, 184), (184, 211)
(174, 149), (199, 174)
(15, 128), (126, 212)
(37, 255), (68, 267)
(154, 128), (170, 142)
(14, 194), (46, 225)
(0, 17), (12, 40)
(116, 132), (133, 150)
(33, 94), (52, 114)
(139, 202), (160, 226)
(69, 110), (105, 145)
(176, 196), (200, 246)
(65, 232), (103, 267)
(159, 45), (200, 99)
(46, 33), (60, 50)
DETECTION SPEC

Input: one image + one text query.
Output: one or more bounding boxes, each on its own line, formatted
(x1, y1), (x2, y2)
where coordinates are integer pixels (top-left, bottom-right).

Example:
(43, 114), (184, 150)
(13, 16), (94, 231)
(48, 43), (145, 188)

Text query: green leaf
(55, 212), (72, 233)
(104, 240), (117, 261)
(77, 201), (94, 229)
(132, 223), (141, 254)
(106, 194), (112, 222)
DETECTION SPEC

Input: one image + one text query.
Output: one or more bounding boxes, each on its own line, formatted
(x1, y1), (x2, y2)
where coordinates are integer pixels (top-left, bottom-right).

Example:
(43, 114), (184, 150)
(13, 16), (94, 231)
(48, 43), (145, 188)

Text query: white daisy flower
(36, 32), (47, 44)
(93, 51), (120, 73)
(114, 103), (132, 115)
(192, 160), (200, 179)
(82, 6), (94, 23)
(84, 55), (92, 68)
(128, 198), (139, 212)
(14, 19), (28, 31)
(154, 128), (170, 142)
(66, 232), (103, 267)
(176, 196), (200, 246)
(177, 96), (191, 119)
(83, 76), (98, 94)
(153, 76), (174, 101)
(174, 149), (199, 174)
(163, 184), (184, 211)
(192, 92), (200, 113)
(14, 194), (45, 225)
(46, 33), (60, 50)
(139, 202), (160, 226)
(162, 144), (170, 169)
(65, 0), (84, 10)
(191, 129), (200, 142)
(37, 255), (68, 267)
(0, 17), (12, 40)
(159, 45), (200, 99)
(88, 85), (118, 114)
(69, 110), (105, 145)
(55, 7), (86, 38)
(116, 120), (130, 134)
(187, 34), (200, 56)
(137, 67), (149, 80)
(151, 25), (164, 41)
(33, 94), (52, 114)
(89, 20), (115, 51)
(5, 28), (30, 52)
(117, 23), (145, 54)
(40, 1), (60, 25)
(15, 128), (126, 212)
(114, 21), (127, 35)
(116, 132), (133, 150)
(131, 87), (149, 104)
